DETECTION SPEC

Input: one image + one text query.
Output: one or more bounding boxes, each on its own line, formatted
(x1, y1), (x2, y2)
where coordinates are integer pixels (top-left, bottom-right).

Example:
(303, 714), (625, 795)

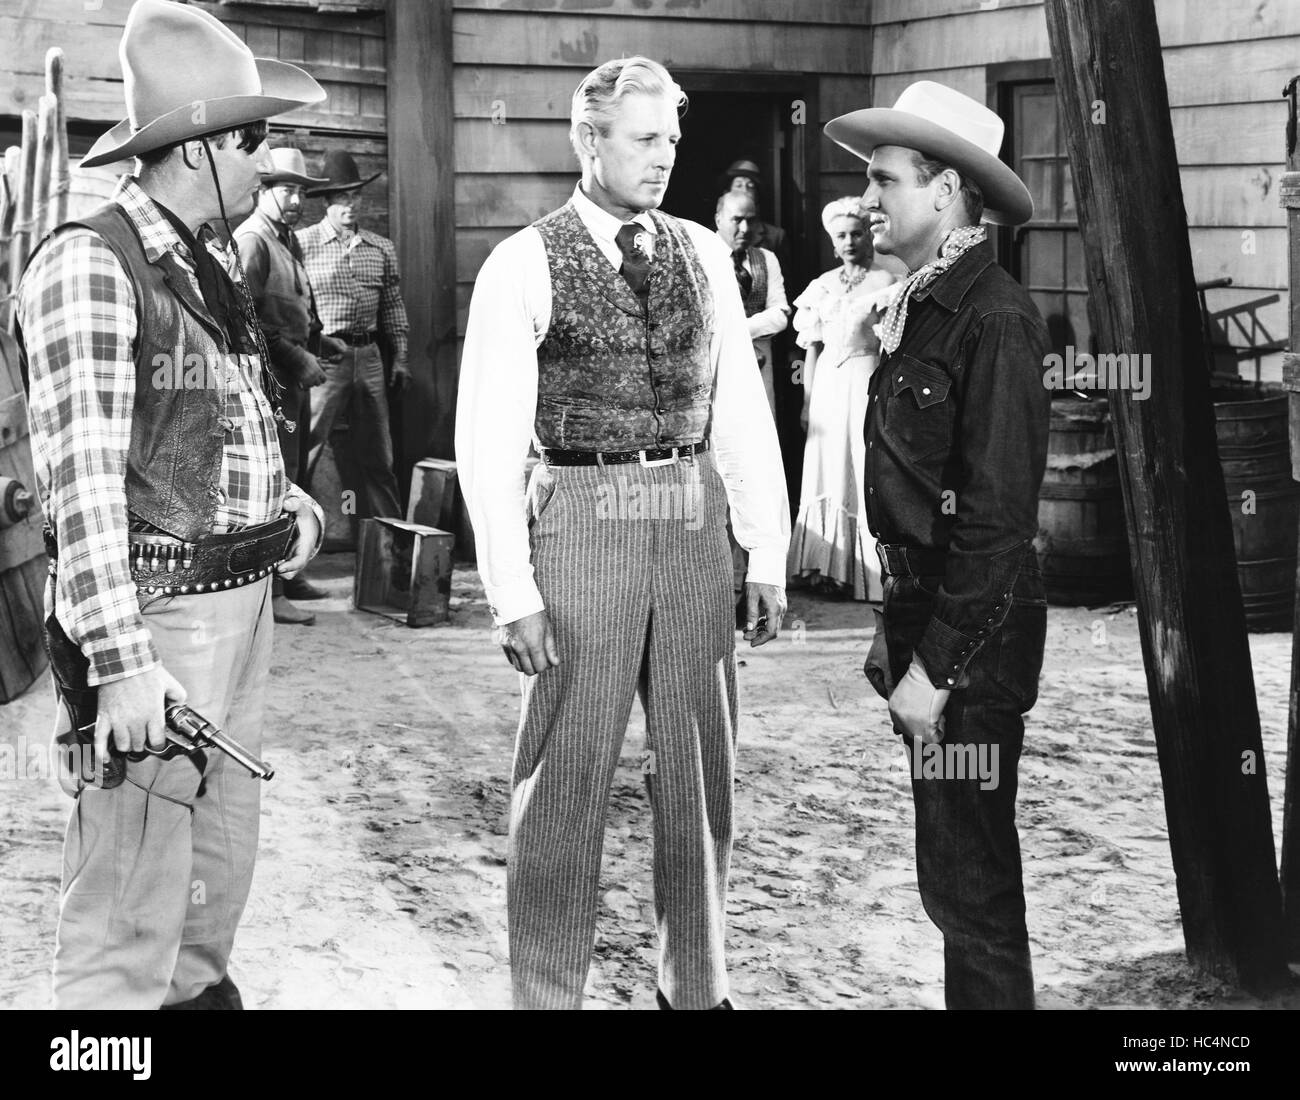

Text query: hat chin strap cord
(200, 136), (292, 433)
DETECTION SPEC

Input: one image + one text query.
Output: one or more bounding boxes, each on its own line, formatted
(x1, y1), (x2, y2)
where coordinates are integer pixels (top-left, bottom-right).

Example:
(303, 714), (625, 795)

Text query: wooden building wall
(451, 0), (874, 343)
(0, 0), (391, 237)
(866, 0), (1295, 383)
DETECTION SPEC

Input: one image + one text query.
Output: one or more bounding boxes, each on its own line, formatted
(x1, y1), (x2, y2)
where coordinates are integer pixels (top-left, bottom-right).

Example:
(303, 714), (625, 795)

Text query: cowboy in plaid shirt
(16, 0), (325, 1010)
(297, 150), (409, 520)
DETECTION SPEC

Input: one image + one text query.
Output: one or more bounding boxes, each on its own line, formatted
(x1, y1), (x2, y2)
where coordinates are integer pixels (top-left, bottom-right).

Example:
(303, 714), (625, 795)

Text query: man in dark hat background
(722, 158), (789, 273)
(298, 151), (409, 521)
(236, 147), (346, 625)
(828, 81), (1052, 1009)
(16, 0), (324, 1008)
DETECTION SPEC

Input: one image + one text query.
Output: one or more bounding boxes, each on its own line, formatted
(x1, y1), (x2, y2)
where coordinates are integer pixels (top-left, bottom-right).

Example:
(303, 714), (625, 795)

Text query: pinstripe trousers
(509, 451), (738, 1010)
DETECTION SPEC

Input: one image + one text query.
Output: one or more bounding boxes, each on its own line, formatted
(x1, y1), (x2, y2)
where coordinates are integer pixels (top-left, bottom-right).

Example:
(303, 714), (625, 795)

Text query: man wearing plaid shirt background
(16, 0), (324, 1009)
(298, 150), (410, 521)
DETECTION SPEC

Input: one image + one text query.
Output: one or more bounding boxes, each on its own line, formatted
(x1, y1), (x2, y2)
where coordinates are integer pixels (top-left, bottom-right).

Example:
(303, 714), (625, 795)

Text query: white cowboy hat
(261, 147), (327, 188)
(824, 81), (1033, 226)
(81, 0), (325, 169)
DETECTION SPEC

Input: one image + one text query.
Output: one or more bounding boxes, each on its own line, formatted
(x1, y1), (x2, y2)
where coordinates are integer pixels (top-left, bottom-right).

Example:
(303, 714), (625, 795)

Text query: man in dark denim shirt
(826, 82), (1052, 1009)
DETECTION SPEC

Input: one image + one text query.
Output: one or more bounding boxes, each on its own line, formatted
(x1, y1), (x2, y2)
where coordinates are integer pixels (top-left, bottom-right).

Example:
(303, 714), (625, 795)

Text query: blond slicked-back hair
(569, 56), (687, 164)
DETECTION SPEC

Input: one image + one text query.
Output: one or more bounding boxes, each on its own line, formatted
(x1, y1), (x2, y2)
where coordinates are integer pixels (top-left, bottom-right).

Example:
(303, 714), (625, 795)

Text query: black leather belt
(45, 517), (297, 597)
(540, 440), (710, 468)
(330, 330), (377, 346)
(876, 543), (947, 579)
(131, 516), (297, 595)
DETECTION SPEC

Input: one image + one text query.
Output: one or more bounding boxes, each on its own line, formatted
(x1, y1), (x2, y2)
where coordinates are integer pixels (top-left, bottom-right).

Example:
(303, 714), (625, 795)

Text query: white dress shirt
(457, 184), (790, 625)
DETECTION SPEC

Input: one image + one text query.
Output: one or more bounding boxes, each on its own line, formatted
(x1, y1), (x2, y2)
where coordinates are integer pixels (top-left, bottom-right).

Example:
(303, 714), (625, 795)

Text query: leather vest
(235, 210), (313, 352)
(533, 203), (713, 451)
(21, 203), (235, 540)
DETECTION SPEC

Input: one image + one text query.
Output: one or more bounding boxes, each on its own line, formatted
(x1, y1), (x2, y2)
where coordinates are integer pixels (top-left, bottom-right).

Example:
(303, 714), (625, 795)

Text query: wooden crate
(407, 457), (475, 562)
(354, 518), (453, 627)
(407, 455), (541, 565)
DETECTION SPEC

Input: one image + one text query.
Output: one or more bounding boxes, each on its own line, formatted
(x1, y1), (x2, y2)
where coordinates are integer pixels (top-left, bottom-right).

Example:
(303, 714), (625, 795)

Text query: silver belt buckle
(639, 446), (679, 468)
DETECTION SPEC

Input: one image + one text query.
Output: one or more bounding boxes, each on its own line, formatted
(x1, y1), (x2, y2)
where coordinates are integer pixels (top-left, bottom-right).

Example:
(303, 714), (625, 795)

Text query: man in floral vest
(457, 56), (789, 1010)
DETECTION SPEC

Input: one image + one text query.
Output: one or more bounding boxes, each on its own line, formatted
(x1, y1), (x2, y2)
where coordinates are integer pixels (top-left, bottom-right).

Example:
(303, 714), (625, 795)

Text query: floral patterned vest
(533, 202), (714, 451)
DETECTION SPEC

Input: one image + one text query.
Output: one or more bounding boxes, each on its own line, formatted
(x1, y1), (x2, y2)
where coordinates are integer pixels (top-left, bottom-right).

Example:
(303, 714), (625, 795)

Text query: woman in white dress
(787, 197), (900, 600)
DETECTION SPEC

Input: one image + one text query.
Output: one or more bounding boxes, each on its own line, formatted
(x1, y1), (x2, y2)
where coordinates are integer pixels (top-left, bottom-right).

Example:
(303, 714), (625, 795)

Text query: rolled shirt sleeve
(18, 230), (159, 686)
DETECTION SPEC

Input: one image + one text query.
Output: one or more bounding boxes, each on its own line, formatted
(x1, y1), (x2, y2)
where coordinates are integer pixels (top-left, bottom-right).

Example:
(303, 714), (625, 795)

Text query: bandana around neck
(876, 224), (987, 356)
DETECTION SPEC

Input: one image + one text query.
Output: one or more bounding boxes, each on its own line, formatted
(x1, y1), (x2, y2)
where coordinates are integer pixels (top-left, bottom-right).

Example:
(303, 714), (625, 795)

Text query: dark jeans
(883, 571), (1047, 1009)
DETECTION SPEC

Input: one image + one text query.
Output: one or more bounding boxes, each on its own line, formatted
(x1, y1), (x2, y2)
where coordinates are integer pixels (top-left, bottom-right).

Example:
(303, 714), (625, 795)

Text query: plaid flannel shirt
(18, 176), (318, 686)
(296, 220), (409, 367)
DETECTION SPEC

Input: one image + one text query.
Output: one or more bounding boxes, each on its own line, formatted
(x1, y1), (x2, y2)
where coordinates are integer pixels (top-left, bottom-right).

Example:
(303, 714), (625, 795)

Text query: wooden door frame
(673, 71), (822, 287)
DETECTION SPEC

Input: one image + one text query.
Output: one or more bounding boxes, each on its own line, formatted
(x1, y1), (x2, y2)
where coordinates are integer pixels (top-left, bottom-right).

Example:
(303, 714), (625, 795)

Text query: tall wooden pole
(46, 48), (69, 233)
(1044, 0), (1288, 992)
(32, 95), (56, 244)
(6, 111), (37, 336)
(1280, 76), (1300, 962)
(386, 0), (457, 477)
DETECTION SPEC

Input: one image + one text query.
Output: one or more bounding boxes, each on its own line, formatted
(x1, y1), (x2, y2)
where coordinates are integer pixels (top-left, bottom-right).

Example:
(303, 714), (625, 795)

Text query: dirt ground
(2, 552), (1298, 1011)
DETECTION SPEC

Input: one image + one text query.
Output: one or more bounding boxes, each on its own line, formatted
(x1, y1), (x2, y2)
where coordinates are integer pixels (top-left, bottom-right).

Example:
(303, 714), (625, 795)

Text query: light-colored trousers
(508, 452), (739, 1010)
(51, 579), (273, 1009)
(305, 342), (401, 520)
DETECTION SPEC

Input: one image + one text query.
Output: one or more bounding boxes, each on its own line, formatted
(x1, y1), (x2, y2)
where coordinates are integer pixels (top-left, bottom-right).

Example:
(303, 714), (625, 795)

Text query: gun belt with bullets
(44, 514), (297, 597)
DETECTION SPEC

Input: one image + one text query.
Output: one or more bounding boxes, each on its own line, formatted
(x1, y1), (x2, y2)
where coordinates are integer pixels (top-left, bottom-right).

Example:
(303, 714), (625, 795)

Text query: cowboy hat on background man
(306, 150), (382, 196)
(261, 146), (328, 190)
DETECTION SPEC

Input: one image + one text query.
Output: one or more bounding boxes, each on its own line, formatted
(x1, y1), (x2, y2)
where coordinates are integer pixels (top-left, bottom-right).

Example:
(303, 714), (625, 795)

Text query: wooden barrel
(1034, 397), (1133, 605)
(1214, 392), (1298, 632)
(0, 328), (50, 703)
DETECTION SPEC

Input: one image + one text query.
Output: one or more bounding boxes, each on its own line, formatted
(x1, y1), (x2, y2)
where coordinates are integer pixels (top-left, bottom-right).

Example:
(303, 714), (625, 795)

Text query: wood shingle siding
(869, 0), (1294, 381)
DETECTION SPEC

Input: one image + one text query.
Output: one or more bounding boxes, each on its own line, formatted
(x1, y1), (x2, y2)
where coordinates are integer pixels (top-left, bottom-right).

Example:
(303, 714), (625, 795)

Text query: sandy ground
(2, 552), (1298, 1011)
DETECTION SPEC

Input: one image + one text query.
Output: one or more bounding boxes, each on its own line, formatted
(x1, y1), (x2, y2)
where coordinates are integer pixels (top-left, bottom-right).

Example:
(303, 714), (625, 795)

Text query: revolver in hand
(61, 703), (276, 791)
(119, 704), (276, 781)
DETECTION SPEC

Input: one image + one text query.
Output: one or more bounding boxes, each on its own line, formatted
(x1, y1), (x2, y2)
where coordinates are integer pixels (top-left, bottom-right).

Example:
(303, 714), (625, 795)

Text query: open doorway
(663, 76), (820, 515)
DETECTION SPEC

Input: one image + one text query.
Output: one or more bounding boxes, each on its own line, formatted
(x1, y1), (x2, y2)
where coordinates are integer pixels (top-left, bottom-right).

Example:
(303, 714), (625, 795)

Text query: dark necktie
(733, 247), (753, 299)
(277, 224), (305, 294)
(615, 222), (652, 297)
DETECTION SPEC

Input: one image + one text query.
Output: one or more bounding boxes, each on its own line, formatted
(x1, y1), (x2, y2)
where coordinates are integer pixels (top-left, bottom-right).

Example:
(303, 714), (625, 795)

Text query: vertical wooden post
(46, 48), (70, 233)
(6, 111), (38, 336)
(386, 0), (457, 476)
(1044, 0), (1288, 992)
(32, 95), (56, 244)
(1279, 75), (1300, 961)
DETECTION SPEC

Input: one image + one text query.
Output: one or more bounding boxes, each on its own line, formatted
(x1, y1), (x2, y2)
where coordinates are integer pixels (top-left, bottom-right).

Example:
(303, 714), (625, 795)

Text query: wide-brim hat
(261, 146), (327, 187)
(306, 151), (381, 196)
(725, 159), (762, 182)
(824, 81), (1033, 226)
(81, 0), (325, 169)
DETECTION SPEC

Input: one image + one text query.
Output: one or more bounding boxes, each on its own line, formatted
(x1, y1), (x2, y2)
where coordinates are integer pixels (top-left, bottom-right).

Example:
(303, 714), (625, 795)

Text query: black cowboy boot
(160, 974), (244, 1010)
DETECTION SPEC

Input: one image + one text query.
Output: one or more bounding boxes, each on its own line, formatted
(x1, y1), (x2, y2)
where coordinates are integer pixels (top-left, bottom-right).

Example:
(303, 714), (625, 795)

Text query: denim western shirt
(864, 239), (1052, 689)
